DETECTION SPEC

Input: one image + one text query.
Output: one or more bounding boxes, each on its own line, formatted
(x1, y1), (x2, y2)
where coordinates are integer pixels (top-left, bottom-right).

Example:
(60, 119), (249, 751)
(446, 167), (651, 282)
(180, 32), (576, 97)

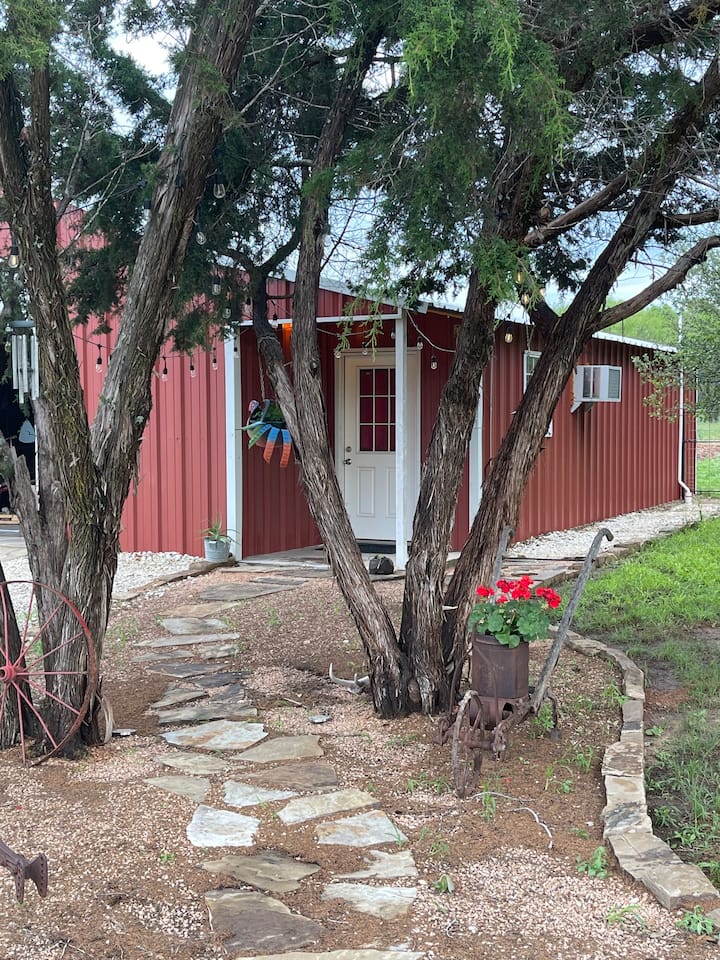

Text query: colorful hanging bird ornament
(242, 399), (293, 467)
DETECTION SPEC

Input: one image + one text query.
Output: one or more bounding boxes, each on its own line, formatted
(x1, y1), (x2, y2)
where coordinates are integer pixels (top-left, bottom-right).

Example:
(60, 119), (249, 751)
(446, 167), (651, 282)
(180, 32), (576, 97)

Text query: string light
(211, 272), (222, 296)
(430, 355), (438, 370)
(223, 305), (232, 320)
(195, 225), (207, 246)
(270, 313), (279, 329)
(416, 339), (424, 351)
(141, 198), (151, 226)
(211, 347), (218, 371)
(504, 326), (514, 343)
(189, 357), (197, 378)
(213, 171), (226, 199)
(8, 238), (19, 269)
(334, 346), (342, 359)
(95, 344), (103, 373)
(161, 355), (168, 381)
(362, 344), (369, 356)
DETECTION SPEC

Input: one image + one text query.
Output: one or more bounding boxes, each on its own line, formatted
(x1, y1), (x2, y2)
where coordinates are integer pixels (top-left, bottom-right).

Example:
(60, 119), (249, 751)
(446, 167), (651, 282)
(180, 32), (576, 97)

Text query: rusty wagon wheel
(451, 689), (485, 799)
(0, 581), (97, 764)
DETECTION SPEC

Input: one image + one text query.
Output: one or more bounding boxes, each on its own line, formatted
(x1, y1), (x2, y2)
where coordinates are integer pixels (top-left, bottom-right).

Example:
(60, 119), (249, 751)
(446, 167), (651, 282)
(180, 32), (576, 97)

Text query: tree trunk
(399, 277), (497, 713)
(0, 0), (261, 755)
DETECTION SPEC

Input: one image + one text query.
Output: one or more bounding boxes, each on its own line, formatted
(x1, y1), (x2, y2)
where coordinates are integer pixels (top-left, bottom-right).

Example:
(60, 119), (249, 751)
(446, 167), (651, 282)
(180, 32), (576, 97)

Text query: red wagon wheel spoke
(452, 690), (484, 799)
(0, 581), (97, 764)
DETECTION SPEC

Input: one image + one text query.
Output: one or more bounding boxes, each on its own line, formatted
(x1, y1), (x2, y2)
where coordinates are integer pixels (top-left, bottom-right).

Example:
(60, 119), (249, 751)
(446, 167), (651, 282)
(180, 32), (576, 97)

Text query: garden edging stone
(567, 630), (720, 915)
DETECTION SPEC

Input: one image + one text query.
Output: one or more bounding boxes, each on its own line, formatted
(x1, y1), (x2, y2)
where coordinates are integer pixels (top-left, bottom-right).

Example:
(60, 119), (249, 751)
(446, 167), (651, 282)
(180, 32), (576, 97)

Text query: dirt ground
(0, 568), (716, 960)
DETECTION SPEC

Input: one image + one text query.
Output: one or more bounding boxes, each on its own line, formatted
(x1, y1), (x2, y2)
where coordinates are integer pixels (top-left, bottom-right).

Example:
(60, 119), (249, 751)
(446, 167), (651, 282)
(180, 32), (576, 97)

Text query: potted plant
(467, 576), (561, 711)
(201, 519), (233, 562)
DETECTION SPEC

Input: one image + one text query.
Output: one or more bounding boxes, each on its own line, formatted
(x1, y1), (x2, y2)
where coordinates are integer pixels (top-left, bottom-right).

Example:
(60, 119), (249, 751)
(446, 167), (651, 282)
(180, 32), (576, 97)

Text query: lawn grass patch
(696, 456), (720, 497)
(563, 516), (720, 883)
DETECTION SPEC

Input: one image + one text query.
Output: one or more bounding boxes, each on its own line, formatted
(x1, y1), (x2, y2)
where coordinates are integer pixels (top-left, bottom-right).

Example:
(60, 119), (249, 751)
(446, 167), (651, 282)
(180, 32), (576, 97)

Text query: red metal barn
(73, 276), (689, 561)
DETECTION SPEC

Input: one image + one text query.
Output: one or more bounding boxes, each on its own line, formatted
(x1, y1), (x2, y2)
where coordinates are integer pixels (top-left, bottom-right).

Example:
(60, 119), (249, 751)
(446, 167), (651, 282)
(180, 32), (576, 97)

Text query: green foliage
(696, 456), (720, 497)
(576, 846), (608, 879)
(570, 518), (720, 649)
(605, 904), (647, 930)
(676, 906), (714, 936)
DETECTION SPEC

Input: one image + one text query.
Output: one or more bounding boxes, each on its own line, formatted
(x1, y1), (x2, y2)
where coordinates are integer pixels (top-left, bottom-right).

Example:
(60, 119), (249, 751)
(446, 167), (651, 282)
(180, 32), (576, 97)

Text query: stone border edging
(565, 630), (720, 918)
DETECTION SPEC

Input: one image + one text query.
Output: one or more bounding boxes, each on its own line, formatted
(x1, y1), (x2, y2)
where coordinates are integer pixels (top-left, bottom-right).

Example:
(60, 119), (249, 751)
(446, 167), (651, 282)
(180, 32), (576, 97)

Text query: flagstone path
(138, 601), (423, 960)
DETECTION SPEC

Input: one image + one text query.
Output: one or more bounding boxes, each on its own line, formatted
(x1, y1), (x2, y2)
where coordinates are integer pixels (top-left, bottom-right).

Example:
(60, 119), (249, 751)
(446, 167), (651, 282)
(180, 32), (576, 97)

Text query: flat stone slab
(336, 849), (418, 880)
(156, 701), (256, 725)
(638, 862), (720, 910)
(321, 883), (416, 919)
(239, 761), (338, 792)
(198, 582), (298, 601)
(317, 811), (407, 848)
(205, 890), (324, 952)
(133, 650), (191, 663)
(149, 688), (209, 711)
(224, 781), (297, 808)
(144, 774), (210, 802)
(137, 633), (240, 648)
(195, 642), (240, 660)
(147, 661), (226, 679)
(608, 831), (682, 879)
(602, 742), (644, 778)
(236, 735), (323, 764)
(194, 671), (249, 688)
(202, 850), (319, 893)
(156, 751), (229, 775)
(232, 951), (424, 960)
(278, 789), (379, 825)
(161, 617), (230, 635)
(161, 719), (266, 752)
(187, 805), (260, 847)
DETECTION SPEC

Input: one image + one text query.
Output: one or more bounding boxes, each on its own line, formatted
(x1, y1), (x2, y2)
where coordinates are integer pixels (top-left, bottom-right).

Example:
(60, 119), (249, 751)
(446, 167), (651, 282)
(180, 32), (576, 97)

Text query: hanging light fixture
(520, 291), (531, 307)
(195, 224), (207, 246)
(213, 171), (226, 199)
(189, 357), (197, 378)
(223, 305), (232, 320)
(212, 347), (218, 371)
(504, 326), (514, 343)
(8, 238), (20, 269)
(211, 271), (222, 296)
(430, 355), (438, 370)
(161, 355), (168, 381)
(95, 343), (103, 373)
(334, 346), (342, 359)
(416, 338), (424, 351)
(270, 312), (279, 329)
(141, 198), (151, 226)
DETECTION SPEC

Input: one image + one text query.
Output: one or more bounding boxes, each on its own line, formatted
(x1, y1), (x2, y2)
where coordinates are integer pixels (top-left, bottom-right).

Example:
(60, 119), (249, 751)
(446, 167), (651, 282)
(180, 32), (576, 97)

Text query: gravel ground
(2, 499), (718, 595)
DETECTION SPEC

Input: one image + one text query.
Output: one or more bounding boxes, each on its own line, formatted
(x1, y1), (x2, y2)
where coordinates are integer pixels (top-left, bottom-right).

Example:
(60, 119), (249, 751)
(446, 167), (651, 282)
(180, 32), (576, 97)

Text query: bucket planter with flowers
(467, 576), (562, 723)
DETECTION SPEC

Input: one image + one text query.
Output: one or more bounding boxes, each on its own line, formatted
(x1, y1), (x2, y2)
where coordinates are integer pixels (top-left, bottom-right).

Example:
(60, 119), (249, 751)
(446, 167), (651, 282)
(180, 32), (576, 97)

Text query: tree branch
(597, 235), (720, 328)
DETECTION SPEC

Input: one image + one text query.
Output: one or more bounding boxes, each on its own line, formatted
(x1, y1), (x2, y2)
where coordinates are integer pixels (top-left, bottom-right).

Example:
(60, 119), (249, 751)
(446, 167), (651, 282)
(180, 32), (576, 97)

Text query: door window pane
(358, 367), (395, 452)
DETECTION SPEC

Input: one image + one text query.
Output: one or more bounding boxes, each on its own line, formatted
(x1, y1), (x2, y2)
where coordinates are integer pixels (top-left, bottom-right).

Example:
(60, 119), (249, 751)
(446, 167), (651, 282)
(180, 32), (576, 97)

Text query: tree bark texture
(0, 0), (261, 752)
(398, 276), (497, 713)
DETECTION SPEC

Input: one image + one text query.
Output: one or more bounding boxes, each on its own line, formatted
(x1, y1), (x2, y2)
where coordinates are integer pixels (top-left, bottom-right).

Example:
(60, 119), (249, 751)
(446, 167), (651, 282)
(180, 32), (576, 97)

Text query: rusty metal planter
(470, 633), (530, 728)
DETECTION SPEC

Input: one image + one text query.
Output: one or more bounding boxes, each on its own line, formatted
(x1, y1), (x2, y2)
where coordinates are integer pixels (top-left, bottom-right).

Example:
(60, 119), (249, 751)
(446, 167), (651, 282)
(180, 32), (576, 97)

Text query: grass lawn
(566, 516), (720, 882)
(696, 455), (720, 496)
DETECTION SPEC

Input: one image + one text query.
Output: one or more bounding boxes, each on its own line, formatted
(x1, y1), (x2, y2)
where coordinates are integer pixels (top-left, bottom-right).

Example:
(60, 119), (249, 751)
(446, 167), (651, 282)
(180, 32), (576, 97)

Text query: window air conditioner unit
(571, 365), (622, 412)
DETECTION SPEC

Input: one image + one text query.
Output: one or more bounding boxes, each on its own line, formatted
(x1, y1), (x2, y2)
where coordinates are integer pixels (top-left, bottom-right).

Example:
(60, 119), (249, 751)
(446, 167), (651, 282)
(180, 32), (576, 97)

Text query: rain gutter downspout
(677, 318), (692, 504)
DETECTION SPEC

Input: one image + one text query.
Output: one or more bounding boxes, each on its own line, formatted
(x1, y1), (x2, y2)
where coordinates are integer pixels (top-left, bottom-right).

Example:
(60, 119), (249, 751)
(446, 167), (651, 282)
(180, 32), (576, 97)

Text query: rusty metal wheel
(451, 689), (484, 798)
(0, 581), (96, 764)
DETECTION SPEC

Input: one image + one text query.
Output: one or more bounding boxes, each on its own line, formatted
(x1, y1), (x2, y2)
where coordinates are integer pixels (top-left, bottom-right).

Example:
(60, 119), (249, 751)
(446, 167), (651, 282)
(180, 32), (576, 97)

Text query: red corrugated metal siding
(78, 319), (227, 556)
(499, 335), (681, 543)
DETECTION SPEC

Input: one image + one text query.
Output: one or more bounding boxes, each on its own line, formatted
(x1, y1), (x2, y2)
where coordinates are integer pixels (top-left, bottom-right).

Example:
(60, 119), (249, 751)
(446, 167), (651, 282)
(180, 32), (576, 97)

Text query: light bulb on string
(223, 306), (232, 320)
(212, 347), (218, 371)
(504, 327), (514, 343)
(189, 358), (197, 379)
(211, 272), (222, 296)
(430, 355), (438, 371)
(213, 172), (226, 199)
(141, 198), (151, 226)
(270, 313), (279, 329)
(520, 291), (531, 307)
(195, 226), (207, 246)
(161, 355), (168, 381)
(416, 339), (424, 351)
(362, 344), (369, 356)
(334, 346), (342, 359)
(95, 344), (103, 374)
(8, 239), (19, 269)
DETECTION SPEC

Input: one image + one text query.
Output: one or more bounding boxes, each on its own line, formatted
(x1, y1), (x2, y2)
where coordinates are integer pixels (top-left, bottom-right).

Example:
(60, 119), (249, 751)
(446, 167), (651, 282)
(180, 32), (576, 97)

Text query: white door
(341, 352), (419, 542)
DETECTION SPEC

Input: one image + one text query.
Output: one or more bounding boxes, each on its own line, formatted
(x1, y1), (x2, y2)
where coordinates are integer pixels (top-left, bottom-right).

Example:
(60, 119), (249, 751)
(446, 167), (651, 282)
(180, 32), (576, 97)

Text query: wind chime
(8, 318), (38, 404)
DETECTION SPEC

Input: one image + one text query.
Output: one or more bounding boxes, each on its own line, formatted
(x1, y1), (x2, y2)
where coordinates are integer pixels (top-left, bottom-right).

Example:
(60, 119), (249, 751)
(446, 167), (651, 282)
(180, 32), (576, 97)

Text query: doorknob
(344, 458), (352, 465)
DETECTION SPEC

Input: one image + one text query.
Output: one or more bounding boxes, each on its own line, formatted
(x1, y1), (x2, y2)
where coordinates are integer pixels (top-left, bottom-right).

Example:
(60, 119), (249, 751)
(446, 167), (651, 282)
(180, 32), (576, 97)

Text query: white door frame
(335, 341), (420, 566)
